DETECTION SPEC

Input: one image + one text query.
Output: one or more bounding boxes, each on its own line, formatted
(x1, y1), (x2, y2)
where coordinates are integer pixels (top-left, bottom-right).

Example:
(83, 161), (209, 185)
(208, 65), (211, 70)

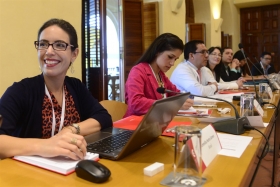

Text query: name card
(200, 125), (221, 167)
(254, 99), (264, 117)
(267, 87), (273, 99)
(246, 116), (266, 127)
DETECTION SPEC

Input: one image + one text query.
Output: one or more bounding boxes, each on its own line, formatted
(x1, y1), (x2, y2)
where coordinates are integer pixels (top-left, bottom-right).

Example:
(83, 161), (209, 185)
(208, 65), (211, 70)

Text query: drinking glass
(172, 126), (202, 187)
(259, 83), (270, 103)
(240, 94), (254, 116)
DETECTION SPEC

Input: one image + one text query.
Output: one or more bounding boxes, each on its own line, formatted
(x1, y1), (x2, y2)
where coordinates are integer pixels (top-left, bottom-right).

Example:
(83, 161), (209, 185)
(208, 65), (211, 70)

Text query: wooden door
(185, 0), (194, 23)
(241, 33), (262, 61)
(240, 5), (280, 72)
(187, 23), (206, 43)
(143, 2), (159, 51)
(123, 0), (144, 81)
(240, 7), (262, 63)
(262, 5), (280, 71)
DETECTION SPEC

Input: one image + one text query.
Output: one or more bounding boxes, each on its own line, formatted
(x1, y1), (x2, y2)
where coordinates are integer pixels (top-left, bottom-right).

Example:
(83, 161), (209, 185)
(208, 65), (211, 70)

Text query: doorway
(106, 0), (122, 101)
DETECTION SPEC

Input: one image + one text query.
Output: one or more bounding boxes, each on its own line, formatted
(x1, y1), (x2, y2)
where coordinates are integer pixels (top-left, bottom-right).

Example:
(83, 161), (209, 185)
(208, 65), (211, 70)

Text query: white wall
(144, 0), (186, 78)
(0, 0), (81, 96)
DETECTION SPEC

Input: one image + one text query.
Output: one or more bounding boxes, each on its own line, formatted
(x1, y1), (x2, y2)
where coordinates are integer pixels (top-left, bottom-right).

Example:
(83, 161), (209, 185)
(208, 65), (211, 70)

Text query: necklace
(149, 64), (166, 98)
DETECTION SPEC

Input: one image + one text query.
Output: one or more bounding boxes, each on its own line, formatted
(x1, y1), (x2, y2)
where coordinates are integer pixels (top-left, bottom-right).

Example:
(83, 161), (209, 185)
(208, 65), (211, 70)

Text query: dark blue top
(251, 62), (276, 76)
(0, 74), (112, 138)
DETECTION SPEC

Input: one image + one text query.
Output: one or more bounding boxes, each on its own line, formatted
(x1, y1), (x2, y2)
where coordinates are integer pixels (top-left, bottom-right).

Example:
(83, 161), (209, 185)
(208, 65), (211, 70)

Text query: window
(82, 0), (106, 101)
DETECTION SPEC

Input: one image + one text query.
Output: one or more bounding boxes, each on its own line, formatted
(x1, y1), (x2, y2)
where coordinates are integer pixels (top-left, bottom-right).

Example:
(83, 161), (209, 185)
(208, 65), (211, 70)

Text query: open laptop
(85, 92), (190, 160)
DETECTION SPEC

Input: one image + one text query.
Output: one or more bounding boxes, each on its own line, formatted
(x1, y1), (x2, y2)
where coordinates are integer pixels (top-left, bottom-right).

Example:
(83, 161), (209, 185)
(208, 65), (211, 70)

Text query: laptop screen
(118, 92), (190, 159)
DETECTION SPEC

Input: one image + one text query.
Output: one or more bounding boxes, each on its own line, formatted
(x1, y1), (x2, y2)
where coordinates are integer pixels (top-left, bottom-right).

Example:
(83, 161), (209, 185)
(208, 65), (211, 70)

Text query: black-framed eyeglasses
(34, 41), (74, 51)
(263, 58), (271, 61)
(193, 50), (209, 55)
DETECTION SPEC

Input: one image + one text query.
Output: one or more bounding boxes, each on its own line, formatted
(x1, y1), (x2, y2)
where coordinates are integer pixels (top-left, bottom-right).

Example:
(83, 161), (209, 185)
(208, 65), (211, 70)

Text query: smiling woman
(0, 18), (112, 160)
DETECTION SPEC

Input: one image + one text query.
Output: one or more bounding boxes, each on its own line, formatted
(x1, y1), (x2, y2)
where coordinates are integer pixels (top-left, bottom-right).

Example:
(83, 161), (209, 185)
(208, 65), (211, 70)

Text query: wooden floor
(252, 126), (280, 187)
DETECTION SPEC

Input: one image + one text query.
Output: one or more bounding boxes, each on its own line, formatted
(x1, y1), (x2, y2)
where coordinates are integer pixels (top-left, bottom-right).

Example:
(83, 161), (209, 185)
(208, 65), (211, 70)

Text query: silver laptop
(85, 92), (190, 160)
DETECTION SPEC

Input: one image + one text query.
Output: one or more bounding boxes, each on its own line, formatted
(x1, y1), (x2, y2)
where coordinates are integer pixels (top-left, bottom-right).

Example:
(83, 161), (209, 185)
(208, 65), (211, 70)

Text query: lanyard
(149, 64), (166, 98)
(45, 84), (66, 137)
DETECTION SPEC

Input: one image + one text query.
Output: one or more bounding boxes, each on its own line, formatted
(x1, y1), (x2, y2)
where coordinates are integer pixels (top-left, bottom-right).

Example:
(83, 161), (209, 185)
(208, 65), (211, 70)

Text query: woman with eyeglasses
(203, 46), (244, 89)
(0, 19), (112, 160)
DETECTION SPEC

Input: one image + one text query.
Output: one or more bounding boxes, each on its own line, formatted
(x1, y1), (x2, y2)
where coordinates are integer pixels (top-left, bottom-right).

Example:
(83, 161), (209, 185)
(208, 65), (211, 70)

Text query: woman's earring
(70, 63), (75, 74)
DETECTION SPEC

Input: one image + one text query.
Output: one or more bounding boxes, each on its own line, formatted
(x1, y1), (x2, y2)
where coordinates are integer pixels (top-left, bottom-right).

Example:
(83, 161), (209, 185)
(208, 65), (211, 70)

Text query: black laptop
(85, 92), (190, 160)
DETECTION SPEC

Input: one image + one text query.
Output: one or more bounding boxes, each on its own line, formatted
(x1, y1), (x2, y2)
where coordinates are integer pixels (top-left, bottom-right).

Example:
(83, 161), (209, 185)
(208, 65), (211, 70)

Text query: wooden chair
(108, 75), (120, 100)
(100, 100), (128, 122)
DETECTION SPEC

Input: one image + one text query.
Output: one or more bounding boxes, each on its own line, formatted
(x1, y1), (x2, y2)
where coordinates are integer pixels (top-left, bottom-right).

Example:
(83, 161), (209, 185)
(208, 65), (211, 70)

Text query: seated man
(170, 40), (218, 96)
(251, 52), (276, 76)
(220, 47), (241, 81)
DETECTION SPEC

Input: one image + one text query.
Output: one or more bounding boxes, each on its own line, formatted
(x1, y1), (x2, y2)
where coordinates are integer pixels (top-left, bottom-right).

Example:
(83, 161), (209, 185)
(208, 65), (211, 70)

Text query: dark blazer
(0, 74), (112, 137)
(251, 62), (276, 76)
(220, 63), (241, 82)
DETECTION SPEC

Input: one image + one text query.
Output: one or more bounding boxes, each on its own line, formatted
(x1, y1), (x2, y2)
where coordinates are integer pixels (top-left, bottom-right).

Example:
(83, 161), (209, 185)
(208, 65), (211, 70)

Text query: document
(217, 133), (253, 158)
(177, 107), (211, 117)
(13, 152), (99, 175)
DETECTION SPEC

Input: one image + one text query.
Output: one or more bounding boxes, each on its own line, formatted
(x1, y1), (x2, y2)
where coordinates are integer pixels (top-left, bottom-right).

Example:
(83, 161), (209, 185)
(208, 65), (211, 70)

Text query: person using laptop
(0, 19), (112, 160)
(124, 33), (193, 117)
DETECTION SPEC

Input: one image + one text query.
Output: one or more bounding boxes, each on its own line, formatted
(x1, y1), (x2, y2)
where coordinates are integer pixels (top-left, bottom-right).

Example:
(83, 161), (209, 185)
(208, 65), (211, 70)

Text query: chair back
(100, 100), (128, 122)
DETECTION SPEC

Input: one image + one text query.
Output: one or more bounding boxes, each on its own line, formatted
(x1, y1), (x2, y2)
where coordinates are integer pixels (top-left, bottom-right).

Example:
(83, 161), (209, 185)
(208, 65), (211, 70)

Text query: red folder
(113, 115), (143, 130)
(113, 115), (191, 137)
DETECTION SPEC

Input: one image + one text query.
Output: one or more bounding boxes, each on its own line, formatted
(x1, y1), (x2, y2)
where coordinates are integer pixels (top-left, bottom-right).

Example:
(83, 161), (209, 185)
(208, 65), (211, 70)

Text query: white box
(143, 162), (164, 177)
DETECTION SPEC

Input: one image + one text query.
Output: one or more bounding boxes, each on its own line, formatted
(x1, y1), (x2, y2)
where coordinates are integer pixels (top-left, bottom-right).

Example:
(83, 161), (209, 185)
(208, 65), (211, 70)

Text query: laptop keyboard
(87, 130), (134, 154)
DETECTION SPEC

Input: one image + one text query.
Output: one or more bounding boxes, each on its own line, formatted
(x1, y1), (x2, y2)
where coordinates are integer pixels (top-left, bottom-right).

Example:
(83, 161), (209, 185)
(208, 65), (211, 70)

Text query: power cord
(248, 97), (279, 187)
(262, 102), (279, 117)
(243, 124), (270, 159)
(245, 123), (271, 187)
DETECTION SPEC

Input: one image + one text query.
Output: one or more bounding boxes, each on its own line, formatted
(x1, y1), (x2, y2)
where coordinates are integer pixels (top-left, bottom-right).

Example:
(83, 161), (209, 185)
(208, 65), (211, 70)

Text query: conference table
(0, 91), (279, 187)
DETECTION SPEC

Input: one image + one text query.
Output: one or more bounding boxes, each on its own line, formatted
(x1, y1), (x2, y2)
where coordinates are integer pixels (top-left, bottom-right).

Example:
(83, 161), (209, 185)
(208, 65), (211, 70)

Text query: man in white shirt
(170, 40), (218, 96)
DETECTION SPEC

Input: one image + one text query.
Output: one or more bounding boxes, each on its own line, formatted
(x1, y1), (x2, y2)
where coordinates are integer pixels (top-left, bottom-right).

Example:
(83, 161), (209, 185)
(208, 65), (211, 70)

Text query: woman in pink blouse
(124, 33), (193, 117)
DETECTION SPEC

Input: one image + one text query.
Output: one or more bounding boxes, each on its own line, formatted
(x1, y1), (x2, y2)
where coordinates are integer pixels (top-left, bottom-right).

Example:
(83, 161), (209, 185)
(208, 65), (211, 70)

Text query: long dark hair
(136, 33), (184, 64)
(207, 46), (222, 82)
(233, 50), (248, 76)
(37, 18), (78, 51)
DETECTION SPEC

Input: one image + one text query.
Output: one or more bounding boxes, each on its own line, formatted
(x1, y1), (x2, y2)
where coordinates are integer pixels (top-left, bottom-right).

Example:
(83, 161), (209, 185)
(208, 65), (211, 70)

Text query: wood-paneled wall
(143, 2), (159, 51)
(123, 0), (144, 81)
(241, 4), (280, 72)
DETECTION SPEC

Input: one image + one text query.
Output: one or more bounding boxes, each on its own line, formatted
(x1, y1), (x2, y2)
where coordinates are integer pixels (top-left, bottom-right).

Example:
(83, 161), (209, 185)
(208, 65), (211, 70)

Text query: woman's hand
(36, 128), (87, 160)
(181, 98), (194, 110)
